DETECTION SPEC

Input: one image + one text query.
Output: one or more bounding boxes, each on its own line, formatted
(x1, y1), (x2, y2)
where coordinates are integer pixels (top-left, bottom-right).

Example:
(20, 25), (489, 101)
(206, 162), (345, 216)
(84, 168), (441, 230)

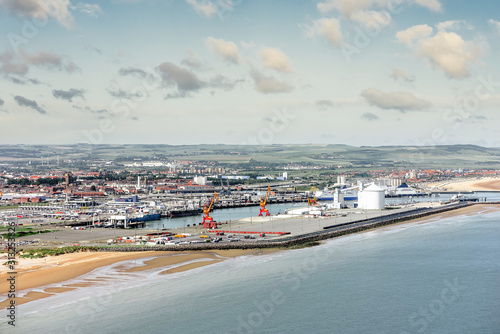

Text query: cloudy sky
(1, 0), (500, 147)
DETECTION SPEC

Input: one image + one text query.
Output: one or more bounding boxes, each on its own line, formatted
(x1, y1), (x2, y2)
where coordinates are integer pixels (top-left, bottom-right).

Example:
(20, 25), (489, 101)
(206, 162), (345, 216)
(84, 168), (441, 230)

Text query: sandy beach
(473, 178), (500, 191)
(0, 248), (274, 309)
(429, 177), (500, 192)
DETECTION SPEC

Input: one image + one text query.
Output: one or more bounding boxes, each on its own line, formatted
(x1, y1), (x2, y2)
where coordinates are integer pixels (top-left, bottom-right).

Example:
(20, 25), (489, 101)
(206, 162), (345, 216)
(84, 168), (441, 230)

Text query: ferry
(129, 207), (162, 222)
(450, 193), (479, 202)
(385, 183), (425, 197)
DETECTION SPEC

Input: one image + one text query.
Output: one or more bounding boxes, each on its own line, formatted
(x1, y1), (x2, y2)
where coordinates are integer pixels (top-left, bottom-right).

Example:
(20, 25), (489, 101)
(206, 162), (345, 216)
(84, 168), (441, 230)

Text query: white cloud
(240, 41), (255, 49)
(250, 70), (293, 94)
(0, 51), (28, 75)
(391, 67), (414, 83)
(260, 48), (292, 74)
(23, 50), (60, 66)
(317, 0), (392, 16)
(181, 49), (203, 69)
(186, 0), (217, 19)
(361, 88), (431, 112)
(313, 0), (442, 43)
(72, 3), (103, 17)
(413, 0), (442, 12)
(206, 37), (240, 64)
(488, 19), (500, 35)
(305, 18), (343, 46)
(350, 9), (391, 27)
(396, 24), (433, 46)
(396, 23), (483, 79)
(111, 0), (146, 2)
(0, 0), (74, 28)
(316, 0), (393, 27)
(0, 49), (78, 75)
(419, 31), (480, 78)
(436, 20), (472, 31)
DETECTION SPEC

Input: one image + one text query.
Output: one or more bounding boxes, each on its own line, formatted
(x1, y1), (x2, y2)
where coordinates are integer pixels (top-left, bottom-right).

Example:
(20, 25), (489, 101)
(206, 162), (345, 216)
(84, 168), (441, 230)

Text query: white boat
(450, 193), (479, 202)
(385, 183), (424, 197)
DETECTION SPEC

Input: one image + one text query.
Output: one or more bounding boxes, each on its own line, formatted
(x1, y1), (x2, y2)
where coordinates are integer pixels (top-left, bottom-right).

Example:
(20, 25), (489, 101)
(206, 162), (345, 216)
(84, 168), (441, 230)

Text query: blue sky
(1, 0), (499, 147)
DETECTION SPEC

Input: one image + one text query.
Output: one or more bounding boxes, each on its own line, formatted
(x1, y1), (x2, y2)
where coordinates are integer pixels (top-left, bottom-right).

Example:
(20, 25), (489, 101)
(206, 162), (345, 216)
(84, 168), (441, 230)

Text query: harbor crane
(220, 176), (231, 195)
(308, 197), (318, 206)
(202, 191), (219, 229)
(258, 186), (271, 216)
(64, 172), (71, 202)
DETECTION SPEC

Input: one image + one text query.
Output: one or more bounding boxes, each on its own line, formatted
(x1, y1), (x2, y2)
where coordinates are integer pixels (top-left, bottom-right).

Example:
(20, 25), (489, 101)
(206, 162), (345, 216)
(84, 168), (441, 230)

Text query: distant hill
(0, 144), (499, 169)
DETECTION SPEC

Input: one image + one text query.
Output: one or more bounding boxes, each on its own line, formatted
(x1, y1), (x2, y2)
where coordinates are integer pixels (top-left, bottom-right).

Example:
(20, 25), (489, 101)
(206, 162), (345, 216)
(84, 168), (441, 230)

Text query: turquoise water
(4, 205), (500, 334)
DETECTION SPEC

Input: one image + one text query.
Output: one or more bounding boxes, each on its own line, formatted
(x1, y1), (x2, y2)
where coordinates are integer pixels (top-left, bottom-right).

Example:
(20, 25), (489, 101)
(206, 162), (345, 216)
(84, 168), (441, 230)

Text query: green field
(1, 144), (500, 169)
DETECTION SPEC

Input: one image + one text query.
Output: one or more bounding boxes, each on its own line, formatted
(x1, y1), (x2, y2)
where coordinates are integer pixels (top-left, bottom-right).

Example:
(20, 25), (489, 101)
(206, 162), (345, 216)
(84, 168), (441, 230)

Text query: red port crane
(258, 186), (271, 216)
(308, 197), (318, 206)
(64, 172), (70, 193)
(202, 192), (219, 229)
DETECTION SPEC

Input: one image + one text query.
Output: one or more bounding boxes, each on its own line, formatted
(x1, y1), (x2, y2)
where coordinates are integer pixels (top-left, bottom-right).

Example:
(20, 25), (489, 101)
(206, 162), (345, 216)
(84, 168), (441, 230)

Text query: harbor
(5, 190), (498, 249)
(2, 171), (499, 251)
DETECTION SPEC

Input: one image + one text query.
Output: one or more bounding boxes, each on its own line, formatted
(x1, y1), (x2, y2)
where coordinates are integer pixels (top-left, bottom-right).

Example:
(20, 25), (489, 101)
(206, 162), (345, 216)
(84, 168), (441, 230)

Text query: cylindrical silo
(358, 184), (385, 210)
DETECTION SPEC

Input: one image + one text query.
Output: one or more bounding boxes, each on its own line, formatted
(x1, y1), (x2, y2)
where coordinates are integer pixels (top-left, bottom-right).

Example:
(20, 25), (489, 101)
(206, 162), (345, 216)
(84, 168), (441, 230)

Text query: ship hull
(129, 213), (161, 222)
(169, 208), (202, 218)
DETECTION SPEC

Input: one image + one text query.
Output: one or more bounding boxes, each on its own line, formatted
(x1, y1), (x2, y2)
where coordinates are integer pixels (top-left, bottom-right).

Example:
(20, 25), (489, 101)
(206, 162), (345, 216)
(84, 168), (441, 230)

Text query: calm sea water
(4, 200), (500, 334)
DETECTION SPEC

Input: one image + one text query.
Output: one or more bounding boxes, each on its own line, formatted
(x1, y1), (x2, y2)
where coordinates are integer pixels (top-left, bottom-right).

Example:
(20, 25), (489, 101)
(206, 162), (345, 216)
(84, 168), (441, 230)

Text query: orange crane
(258, 186), (271, 216)
(308, 197), (318, 206)
(202, 192), (219, 229)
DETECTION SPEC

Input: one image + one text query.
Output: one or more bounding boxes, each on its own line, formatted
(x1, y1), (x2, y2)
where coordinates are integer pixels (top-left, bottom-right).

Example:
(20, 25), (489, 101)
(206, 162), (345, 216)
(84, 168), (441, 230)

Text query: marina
(4, 191), (498, 249)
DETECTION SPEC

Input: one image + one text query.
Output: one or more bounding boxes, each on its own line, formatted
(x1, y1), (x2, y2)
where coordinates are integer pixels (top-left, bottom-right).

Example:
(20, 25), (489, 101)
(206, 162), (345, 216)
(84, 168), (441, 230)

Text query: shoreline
(1, 203), (499, 310)
(0, 248), (276, 309)
(473, 178), (500, 191)
(428, 177), (500, 192)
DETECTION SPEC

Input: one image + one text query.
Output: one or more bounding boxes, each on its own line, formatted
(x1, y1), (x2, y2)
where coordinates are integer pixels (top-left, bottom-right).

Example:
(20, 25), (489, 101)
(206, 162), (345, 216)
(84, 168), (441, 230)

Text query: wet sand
(0, 251), (161, 295)
(0, 249), (275, 309)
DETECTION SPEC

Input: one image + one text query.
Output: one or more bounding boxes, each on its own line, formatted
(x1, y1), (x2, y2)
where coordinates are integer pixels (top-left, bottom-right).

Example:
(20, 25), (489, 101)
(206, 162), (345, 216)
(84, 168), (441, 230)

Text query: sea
(2, 192), (500, 334)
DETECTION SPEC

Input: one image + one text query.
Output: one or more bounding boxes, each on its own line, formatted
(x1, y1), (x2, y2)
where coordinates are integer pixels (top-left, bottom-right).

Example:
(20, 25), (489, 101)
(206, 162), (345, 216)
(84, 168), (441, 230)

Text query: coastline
(429, 177), (500, 192)
(1, 203), (499, 311)
(473, 178), (500, 191)
(0, 248), (275, 309)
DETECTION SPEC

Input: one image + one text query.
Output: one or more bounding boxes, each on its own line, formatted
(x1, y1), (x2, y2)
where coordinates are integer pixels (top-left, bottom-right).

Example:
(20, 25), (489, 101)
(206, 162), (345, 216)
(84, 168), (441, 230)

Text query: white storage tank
(334, 188), (344, 204)
(358, 184), (385, 210)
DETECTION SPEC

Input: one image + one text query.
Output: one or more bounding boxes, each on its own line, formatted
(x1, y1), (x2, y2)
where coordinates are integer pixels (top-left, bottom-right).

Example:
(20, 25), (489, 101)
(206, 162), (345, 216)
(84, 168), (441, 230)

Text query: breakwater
(92, 202), (474, 252)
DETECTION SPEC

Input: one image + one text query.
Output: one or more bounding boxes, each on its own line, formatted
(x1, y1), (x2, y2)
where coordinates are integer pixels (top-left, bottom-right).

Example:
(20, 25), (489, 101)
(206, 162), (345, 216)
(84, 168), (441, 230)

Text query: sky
(0, 0), (500, 147)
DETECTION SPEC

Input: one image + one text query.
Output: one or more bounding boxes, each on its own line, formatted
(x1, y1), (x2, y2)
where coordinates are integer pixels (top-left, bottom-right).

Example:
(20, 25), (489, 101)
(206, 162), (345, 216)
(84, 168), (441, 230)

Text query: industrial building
(357, 184), (385, 210)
